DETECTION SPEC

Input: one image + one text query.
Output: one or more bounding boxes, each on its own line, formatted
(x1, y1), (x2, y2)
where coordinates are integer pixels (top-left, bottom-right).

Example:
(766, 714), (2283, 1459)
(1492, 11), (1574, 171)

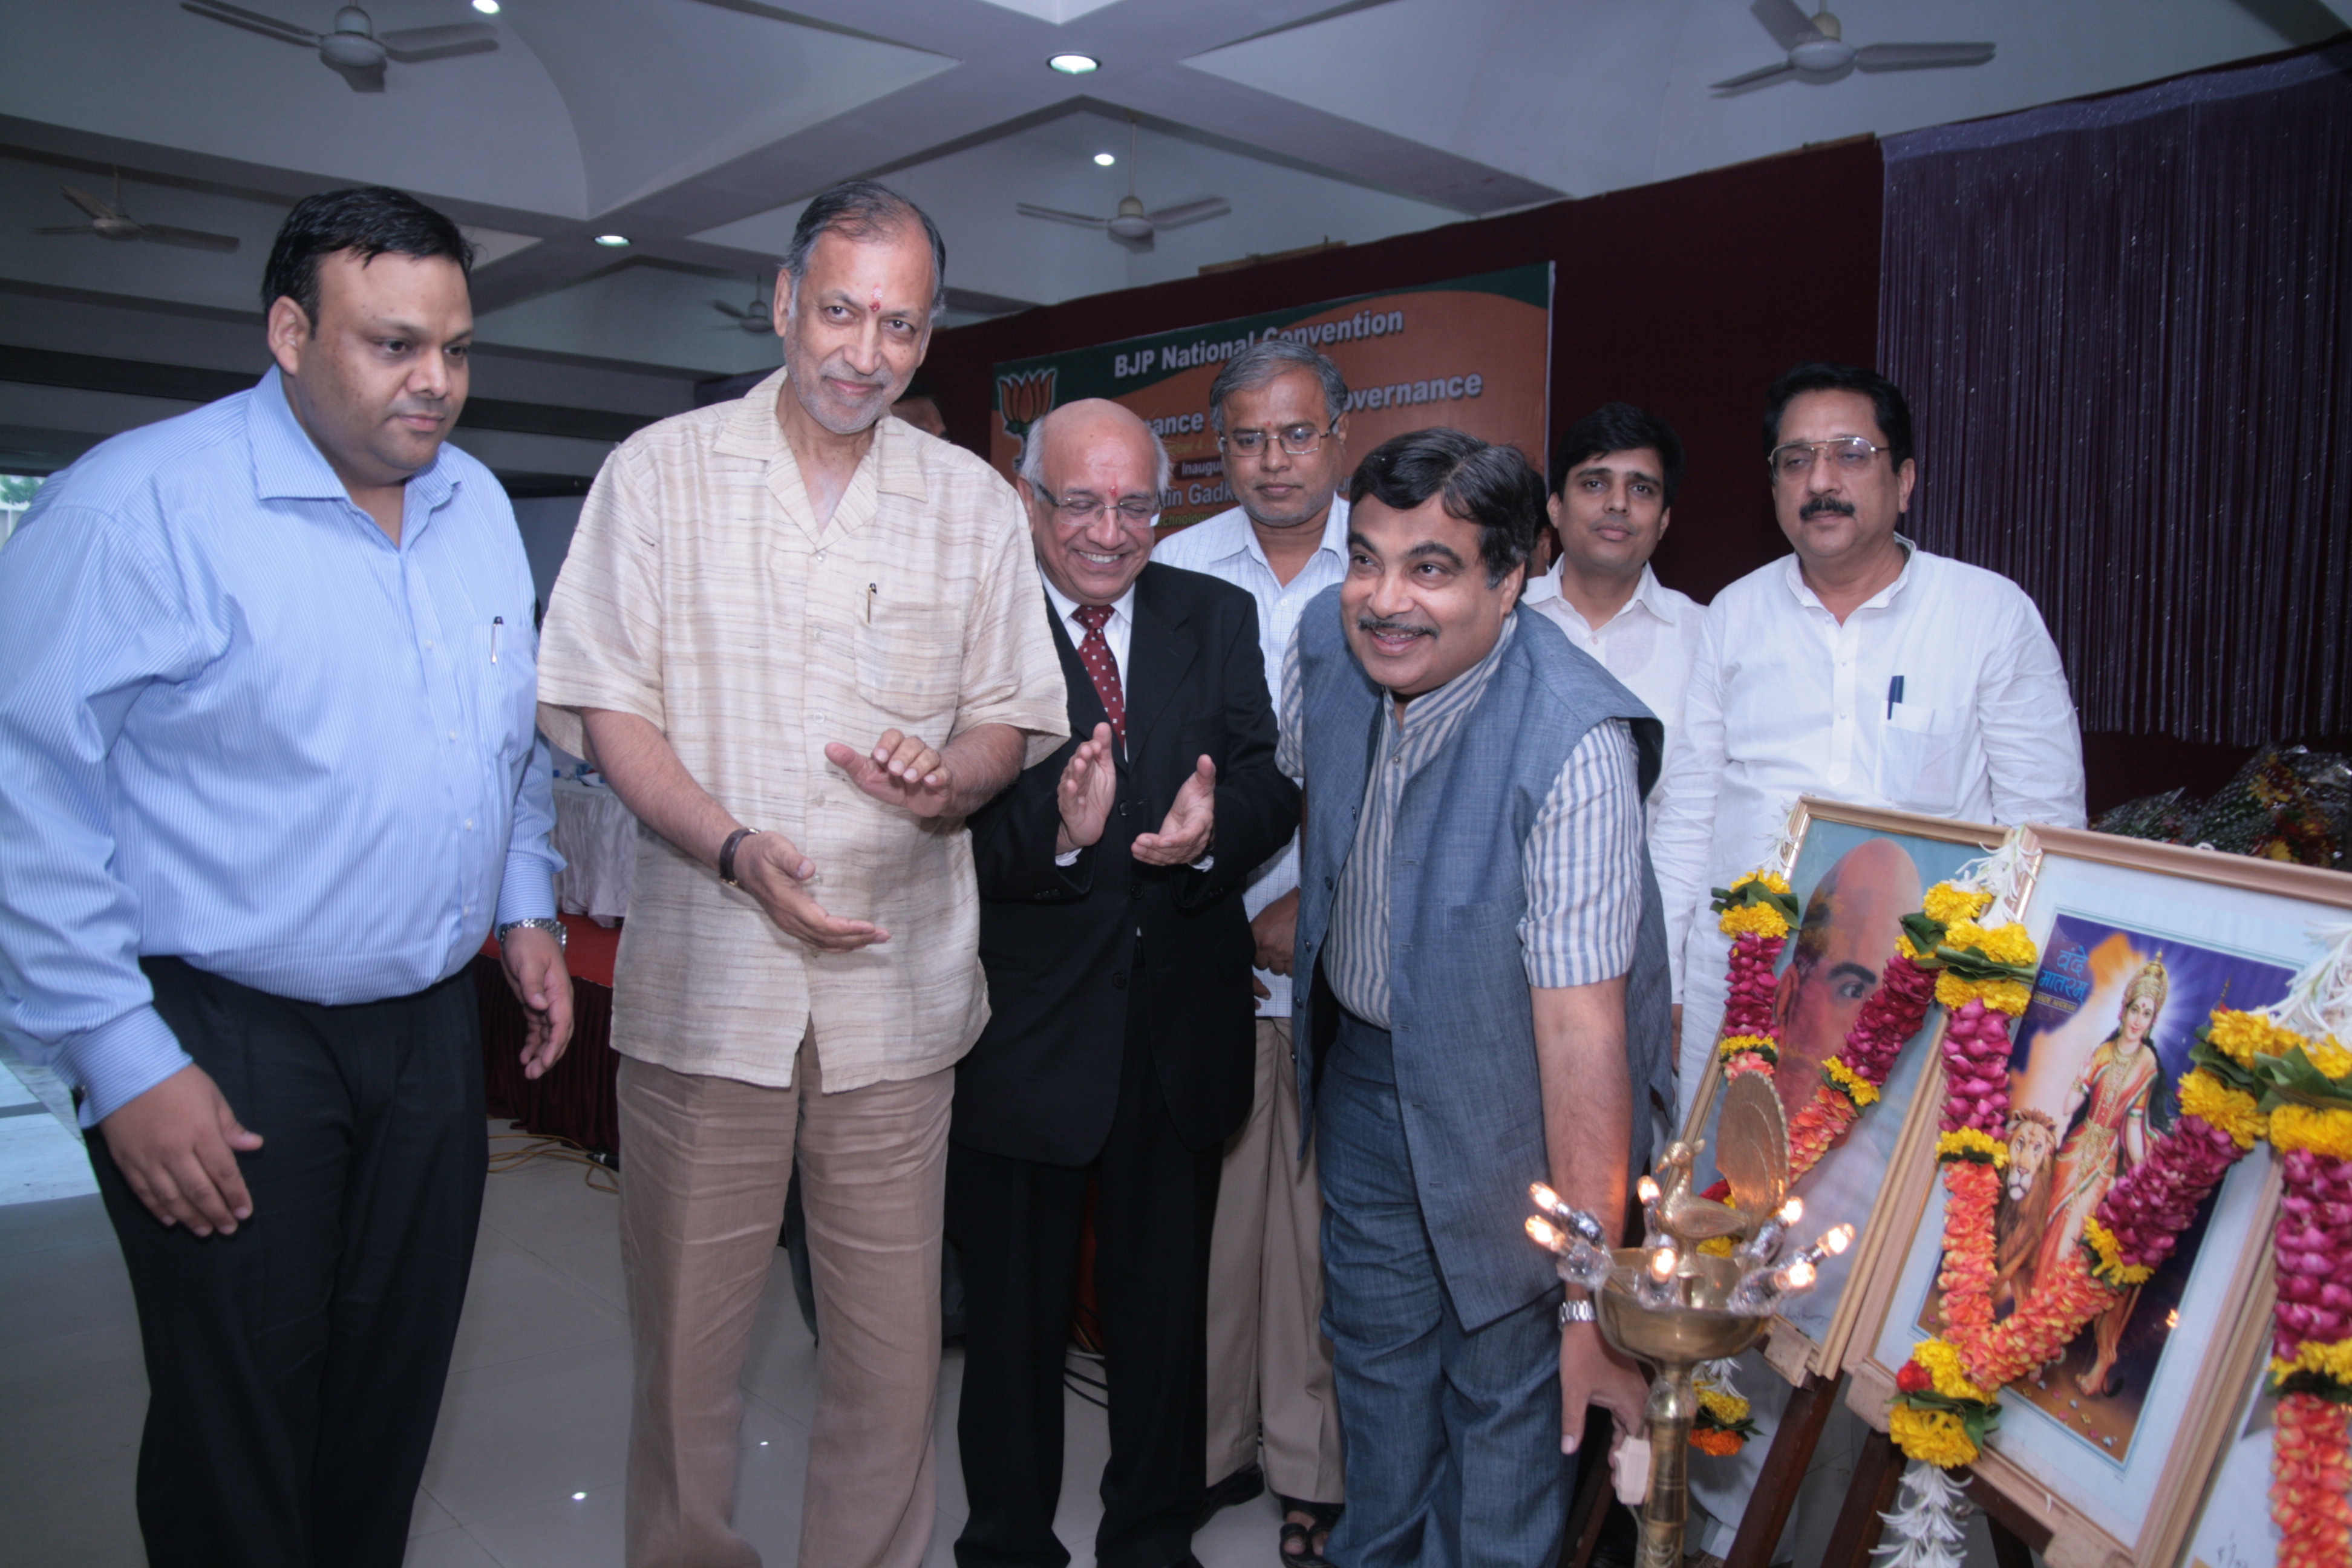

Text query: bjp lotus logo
(997, 368), (1056, 438)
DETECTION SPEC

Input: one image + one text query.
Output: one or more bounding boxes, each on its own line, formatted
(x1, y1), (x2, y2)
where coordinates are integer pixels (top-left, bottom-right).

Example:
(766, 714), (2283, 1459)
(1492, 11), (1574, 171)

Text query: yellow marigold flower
(1697, 1387), (1751, 1425)
(1912, 1338), (1993, 1402)
(1922, 883), (1993, 925)
(1697, 1236), (1736, 1258)
(1719, 903), (1791, 940)
(1823, 1056), (1880, 1106)
(2175, 1069), (2266, 1151)
(2270, 1104), (2352, 1160)
(2307, 1034), (2352, 1082)
(2081, 1217), (2154, 1285)
(1979, 978), (2033, 1015)
(2273, 1338), (2352, 1390)
(1935, 1128), (2009, 1168)
(1690, 1428), (1744, 1456)
(1719, 1034), (1777, 1062)
(1890, 1405), (1978, 1469)
(2207, 1008), (2285, 1068)
(1896, 932), (1926, 961)
(1731, 870), (1792, 897)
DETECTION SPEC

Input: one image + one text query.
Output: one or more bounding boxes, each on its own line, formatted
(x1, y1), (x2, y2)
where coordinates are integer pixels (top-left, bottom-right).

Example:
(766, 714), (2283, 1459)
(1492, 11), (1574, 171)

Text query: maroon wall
(921, 135), (1884, 606)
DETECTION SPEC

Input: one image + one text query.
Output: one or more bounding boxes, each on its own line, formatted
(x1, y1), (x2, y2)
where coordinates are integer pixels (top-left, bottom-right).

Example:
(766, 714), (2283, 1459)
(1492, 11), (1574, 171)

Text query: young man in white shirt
(1652, 362), (2085, 1118)
(1152, 339), (1349, 1564)
(1522, 402), (1705, 803)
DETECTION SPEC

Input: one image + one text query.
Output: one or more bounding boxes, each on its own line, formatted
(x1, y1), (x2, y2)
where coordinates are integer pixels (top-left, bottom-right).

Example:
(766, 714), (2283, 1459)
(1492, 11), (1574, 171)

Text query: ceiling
(0, 0), (2344, 480)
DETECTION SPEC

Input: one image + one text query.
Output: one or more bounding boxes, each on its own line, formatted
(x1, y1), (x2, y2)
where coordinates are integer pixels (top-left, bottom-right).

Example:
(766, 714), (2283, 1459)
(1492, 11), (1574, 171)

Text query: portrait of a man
(1769, 836), (1922, 1124)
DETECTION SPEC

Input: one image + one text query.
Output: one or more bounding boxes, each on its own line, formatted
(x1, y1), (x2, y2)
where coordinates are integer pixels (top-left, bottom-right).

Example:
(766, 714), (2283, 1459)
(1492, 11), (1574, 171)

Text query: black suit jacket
(955, 563), (1301, 1166)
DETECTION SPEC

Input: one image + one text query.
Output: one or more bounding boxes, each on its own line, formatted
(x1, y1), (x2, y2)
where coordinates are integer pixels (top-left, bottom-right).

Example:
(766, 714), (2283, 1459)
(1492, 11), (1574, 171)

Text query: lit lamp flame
(1781, 1258), (1816, 1291)
(1650, 1246), (1678, 1280)
(1823, 1223), (1853, 1256)
(1526, 1216), (1563, 1252)
(1637, 1175), (1661, 1205)
(1779, 1196), (1804, 1226)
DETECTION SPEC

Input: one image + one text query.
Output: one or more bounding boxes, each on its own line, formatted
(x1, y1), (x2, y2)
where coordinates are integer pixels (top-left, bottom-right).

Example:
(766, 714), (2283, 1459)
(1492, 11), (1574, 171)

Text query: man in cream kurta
(538, 182), (1068, 1568)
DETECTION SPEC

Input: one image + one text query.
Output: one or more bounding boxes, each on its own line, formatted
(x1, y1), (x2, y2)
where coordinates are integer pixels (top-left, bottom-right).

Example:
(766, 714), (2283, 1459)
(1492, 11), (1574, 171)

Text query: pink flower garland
(2273, 1149), (2352, 1362)
(2088, 1115), (2248, 1282)
(1937, 1000), (2014, 1140)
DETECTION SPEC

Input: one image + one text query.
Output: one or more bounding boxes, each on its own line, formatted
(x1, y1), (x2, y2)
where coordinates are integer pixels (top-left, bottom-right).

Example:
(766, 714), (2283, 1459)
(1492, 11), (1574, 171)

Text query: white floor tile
(402, 1526), (506, 1568)
(444, 1235), (628, 1375)
(419, 1336), (636, 1524)
(0, 1109), (99, 1206)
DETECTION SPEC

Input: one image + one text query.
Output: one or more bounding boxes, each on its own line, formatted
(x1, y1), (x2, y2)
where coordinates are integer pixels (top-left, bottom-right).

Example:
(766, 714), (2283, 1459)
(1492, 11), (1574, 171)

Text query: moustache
(1800, 496), (1856, 520)
(820, 361), (892, 394)
(1355, 615), (1431, 639)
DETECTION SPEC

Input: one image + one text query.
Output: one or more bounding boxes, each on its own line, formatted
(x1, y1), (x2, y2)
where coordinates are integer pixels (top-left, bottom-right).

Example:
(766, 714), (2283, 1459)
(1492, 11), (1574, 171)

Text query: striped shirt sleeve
(1275, 619), (1305, 779)
(1519, 719), (1644, 989)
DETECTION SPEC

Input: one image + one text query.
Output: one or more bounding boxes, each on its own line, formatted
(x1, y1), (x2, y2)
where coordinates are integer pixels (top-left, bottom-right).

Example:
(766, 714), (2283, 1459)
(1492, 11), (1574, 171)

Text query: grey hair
(1207, 339), (1349, 435)
(1018, 405), (1174, 500)
(779, 179), (947, 320)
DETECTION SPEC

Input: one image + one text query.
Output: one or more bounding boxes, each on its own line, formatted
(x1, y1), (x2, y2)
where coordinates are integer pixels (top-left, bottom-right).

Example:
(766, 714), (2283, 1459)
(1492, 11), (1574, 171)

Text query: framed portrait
(1678, 797), (2008, 1383)
(1848, 827), (2352, 1567)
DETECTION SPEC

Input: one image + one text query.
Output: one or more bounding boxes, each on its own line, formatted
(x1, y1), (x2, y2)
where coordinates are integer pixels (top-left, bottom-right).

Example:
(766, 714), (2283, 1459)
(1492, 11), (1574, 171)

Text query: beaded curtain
(1878, 44), (2351, 747)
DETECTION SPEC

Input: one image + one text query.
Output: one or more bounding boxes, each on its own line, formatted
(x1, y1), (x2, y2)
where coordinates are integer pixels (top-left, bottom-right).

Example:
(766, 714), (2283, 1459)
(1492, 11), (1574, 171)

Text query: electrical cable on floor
(488, 1130), (619, 1194)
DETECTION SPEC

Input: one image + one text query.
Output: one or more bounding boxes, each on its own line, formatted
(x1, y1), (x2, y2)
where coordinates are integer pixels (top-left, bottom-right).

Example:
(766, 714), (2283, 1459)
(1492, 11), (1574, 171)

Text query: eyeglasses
(1221, 423), (1337, 458)
(1034, 486), (1158, 523)
(1769, 437), (1892, 481)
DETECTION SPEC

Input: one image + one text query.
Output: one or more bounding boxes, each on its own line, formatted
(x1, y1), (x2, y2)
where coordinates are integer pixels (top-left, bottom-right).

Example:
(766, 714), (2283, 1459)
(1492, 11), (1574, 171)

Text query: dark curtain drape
(1879, 43), (2351, 748)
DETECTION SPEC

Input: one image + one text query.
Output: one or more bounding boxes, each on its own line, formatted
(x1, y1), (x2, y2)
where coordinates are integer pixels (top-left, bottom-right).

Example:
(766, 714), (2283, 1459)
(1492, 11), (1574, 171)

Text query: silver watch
(1558, 1298), (1595, 1327)
(497, 916), (567, 951)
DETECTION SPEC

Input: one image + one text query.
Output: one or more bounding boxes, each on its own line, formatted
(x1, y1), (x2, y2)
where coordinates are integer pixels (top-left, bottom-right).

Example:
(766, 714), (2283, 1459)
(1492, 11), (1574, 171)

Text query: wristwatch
(1559, 1298), (1595, 1327)
(497, 916), (567, 951)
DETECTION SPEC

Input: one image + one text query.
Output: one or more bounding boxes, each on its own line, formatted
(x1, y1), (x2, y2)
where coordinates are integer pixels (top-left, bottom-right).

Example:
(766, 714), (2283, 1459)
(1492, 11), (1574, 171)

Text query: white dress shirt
(1650, 539), (2086, 1002)
(1151, 498), (1350, 1016)
(1523, 563), (1704, 808)
(1040, 573), (1134, 677)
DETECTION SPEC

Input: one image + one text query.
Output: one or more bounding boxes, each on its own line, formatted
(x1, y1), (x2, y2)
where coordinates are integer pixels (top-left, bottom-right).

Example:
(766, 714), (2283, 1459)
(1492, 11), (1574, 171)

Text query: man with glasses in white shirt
(1152, 339), (1350, 1564)
(1653, 361), (2083, 1563)
(1653, 362), (2084, 1123)
(1522, 402), (1705, 812)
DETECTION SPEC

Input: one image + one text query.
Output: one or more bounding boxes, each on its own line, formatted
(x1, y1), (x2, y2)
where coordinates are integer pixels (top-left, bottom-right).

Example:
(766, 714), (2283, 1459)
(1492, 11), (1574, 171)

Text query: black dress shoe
(1195, 1463), (1265, 1529)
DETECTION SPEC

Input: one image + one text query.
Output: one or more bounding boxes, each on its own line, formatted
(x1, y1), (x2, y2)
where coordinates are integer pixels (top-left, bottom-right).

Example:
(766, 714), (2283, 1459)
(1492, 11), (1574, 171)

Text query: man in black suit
(950, 399), (1302, 1568)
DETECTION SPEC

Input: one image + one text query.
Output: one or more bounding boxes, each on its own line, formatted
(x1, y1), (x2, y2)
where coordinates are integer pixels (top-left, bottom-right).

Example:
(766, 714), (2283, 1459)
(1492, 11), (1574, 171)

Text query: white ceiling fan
(33, 174), (240, 253)
(710, 281), (774, 334)
(180, 2), (498, 91)
(1018, 121), (1232, 250)
(1713, 0), (1993, 91)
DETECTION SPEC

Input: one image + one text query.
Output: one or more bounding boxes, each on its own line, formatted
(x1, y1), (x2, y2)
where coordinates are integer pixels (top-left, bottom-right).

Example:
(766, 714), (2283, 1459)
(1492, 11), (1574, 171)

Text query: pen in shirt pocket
(492, 615), (503, 664)
(1886, 673), (1903, 718)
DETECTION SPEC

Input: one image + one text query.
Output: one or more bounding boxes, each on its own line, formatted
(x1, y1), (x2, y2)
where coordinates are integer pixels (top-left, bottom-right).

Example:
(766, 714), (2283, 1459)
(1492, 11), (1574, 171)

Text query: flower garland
(1887, 919), (2352, 1568)
(1691, 1358), (1757, 1457)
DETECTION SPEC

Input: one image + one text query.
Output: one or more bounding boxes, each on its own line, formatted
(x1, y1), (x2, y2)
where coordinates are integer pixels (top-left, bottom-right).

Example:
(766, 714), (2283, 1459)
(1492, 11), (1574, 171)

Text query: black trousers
(948, 1022), (1223, 1568)
(88, 957), (488, 1568)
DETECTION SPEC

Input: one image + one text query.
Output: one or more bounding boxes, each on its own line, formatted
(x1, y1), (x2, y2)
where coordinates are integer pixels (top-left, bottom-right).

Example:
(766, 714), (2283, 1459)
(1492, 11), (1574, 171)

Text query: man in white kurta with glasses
(1650, 359), (2084, 1561)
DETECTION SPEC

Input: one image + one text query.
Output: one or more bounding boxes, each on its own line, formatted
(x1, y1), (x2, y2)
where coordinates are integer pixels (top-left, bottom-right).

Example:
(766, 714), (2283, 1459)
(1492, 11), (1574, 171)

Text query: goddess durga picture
(2027, 956), (2167, 1396)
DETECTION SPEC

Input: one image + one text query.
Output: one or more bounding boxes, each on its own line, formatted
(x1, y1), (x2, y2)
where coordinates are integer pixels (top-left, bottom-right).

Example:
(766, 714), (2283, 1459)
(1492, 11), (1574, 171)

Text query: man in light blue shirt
(0, 187), (569, 1568)
(1154, 338), (1351, 1561)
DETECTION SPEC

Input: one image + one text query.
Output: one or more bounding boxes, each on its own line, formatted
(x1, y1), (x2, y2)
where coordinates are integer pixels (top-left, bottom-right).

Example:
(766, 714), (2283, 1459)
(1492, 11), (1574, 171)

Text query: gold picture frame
(1844, 825), (2352, 1567)
(1676, 796), (2011, 1385)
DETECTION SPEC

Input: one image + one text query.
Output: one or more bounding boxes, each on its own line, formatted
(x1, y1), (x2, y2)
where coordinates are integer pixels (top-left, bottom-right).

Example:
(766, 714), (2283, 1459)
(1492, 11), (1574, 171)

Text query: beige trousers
(618, 1038), (950, 1568)
(1204, 1017), (1346, 1504)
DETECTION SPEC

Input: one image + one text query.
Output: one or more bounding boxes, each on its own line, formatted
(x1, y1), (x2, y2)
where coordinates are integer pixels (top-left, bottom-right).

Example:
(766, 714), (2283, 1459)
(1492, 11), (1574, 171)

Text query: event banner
(990, 264), (1553, 534)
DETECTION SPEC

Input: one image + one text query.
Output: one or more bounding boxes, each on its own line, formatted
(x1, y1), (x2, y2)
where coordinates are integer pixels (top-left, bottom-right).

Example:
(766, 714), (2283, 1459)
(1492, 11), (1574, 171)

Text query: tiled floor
(0, 1096), (1293, 1568)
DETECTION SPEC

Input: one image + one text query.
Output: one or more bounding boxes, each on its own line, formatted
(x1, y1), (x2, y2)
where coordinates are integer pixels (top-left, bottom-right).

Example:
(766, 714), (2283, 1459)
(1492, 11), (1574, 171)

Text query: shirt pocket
(1876, 701), (1966, 815)
(852, 596), (960, 733)
(471, 619), (540, 769)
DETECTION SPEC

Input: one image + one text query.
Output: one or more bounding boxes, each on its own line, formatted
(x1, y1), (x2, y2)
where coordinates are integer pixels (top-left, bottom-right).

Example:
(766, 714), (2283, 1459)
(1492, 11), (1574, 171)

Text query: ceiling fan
(1018, 121), (1231, 250)
(33, 174), (240, 253)
(180, 2), (498, 91)
(710, 282), (774, 334)
(1713, 0), (1993, 91)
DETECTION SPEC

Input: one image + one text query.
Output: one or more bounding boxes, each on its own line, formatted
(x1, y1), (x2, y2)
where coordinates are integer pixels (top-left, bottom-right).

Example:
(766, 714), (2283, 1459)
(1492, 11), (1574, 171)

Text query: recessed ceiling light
(1093, 152), (1116, 167)
(593, 234), (629, 247)
(570, 1493), (586, 1501)
(1048, 53), (1099, 74)
(471, 0), (498, 12)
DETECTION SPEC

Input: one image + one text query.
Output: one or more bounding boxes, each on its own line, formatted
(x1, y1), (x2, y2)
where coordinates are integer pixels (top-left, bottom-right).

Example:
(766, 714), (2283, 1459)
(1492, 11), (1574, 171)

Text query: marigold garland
(1886, 920), (2352, 1568)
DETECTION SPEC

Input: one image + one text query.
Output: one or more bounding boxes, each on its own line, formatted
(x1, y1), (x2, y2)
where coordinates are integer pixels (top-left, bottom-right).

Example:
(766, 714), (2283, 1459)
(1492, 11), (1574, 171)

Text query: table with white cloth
(549, 776), (637, 924)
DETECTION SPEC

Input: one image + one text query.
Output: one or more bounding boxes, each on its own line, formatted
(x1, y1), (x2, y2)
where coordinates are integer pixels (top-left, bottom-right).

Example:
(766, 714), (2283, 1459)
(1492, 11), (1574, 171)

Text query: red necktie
(1072, 603), (1126, 749)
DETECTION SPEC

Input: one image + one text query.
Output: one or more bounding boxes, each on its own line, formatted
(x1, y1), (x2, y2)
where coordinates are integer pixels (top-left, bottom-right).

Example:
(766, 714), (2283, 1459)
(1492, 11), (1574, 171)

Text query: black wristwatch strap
(719, 827), (759, 887)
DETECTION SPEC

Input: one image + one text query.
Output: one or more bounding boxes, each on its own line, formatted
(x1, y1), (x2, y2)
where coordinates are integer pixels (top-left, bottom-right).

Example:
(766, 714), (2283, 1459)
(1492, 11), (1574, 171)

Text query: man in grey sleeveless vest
(1280, 430), (1676, 1566)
